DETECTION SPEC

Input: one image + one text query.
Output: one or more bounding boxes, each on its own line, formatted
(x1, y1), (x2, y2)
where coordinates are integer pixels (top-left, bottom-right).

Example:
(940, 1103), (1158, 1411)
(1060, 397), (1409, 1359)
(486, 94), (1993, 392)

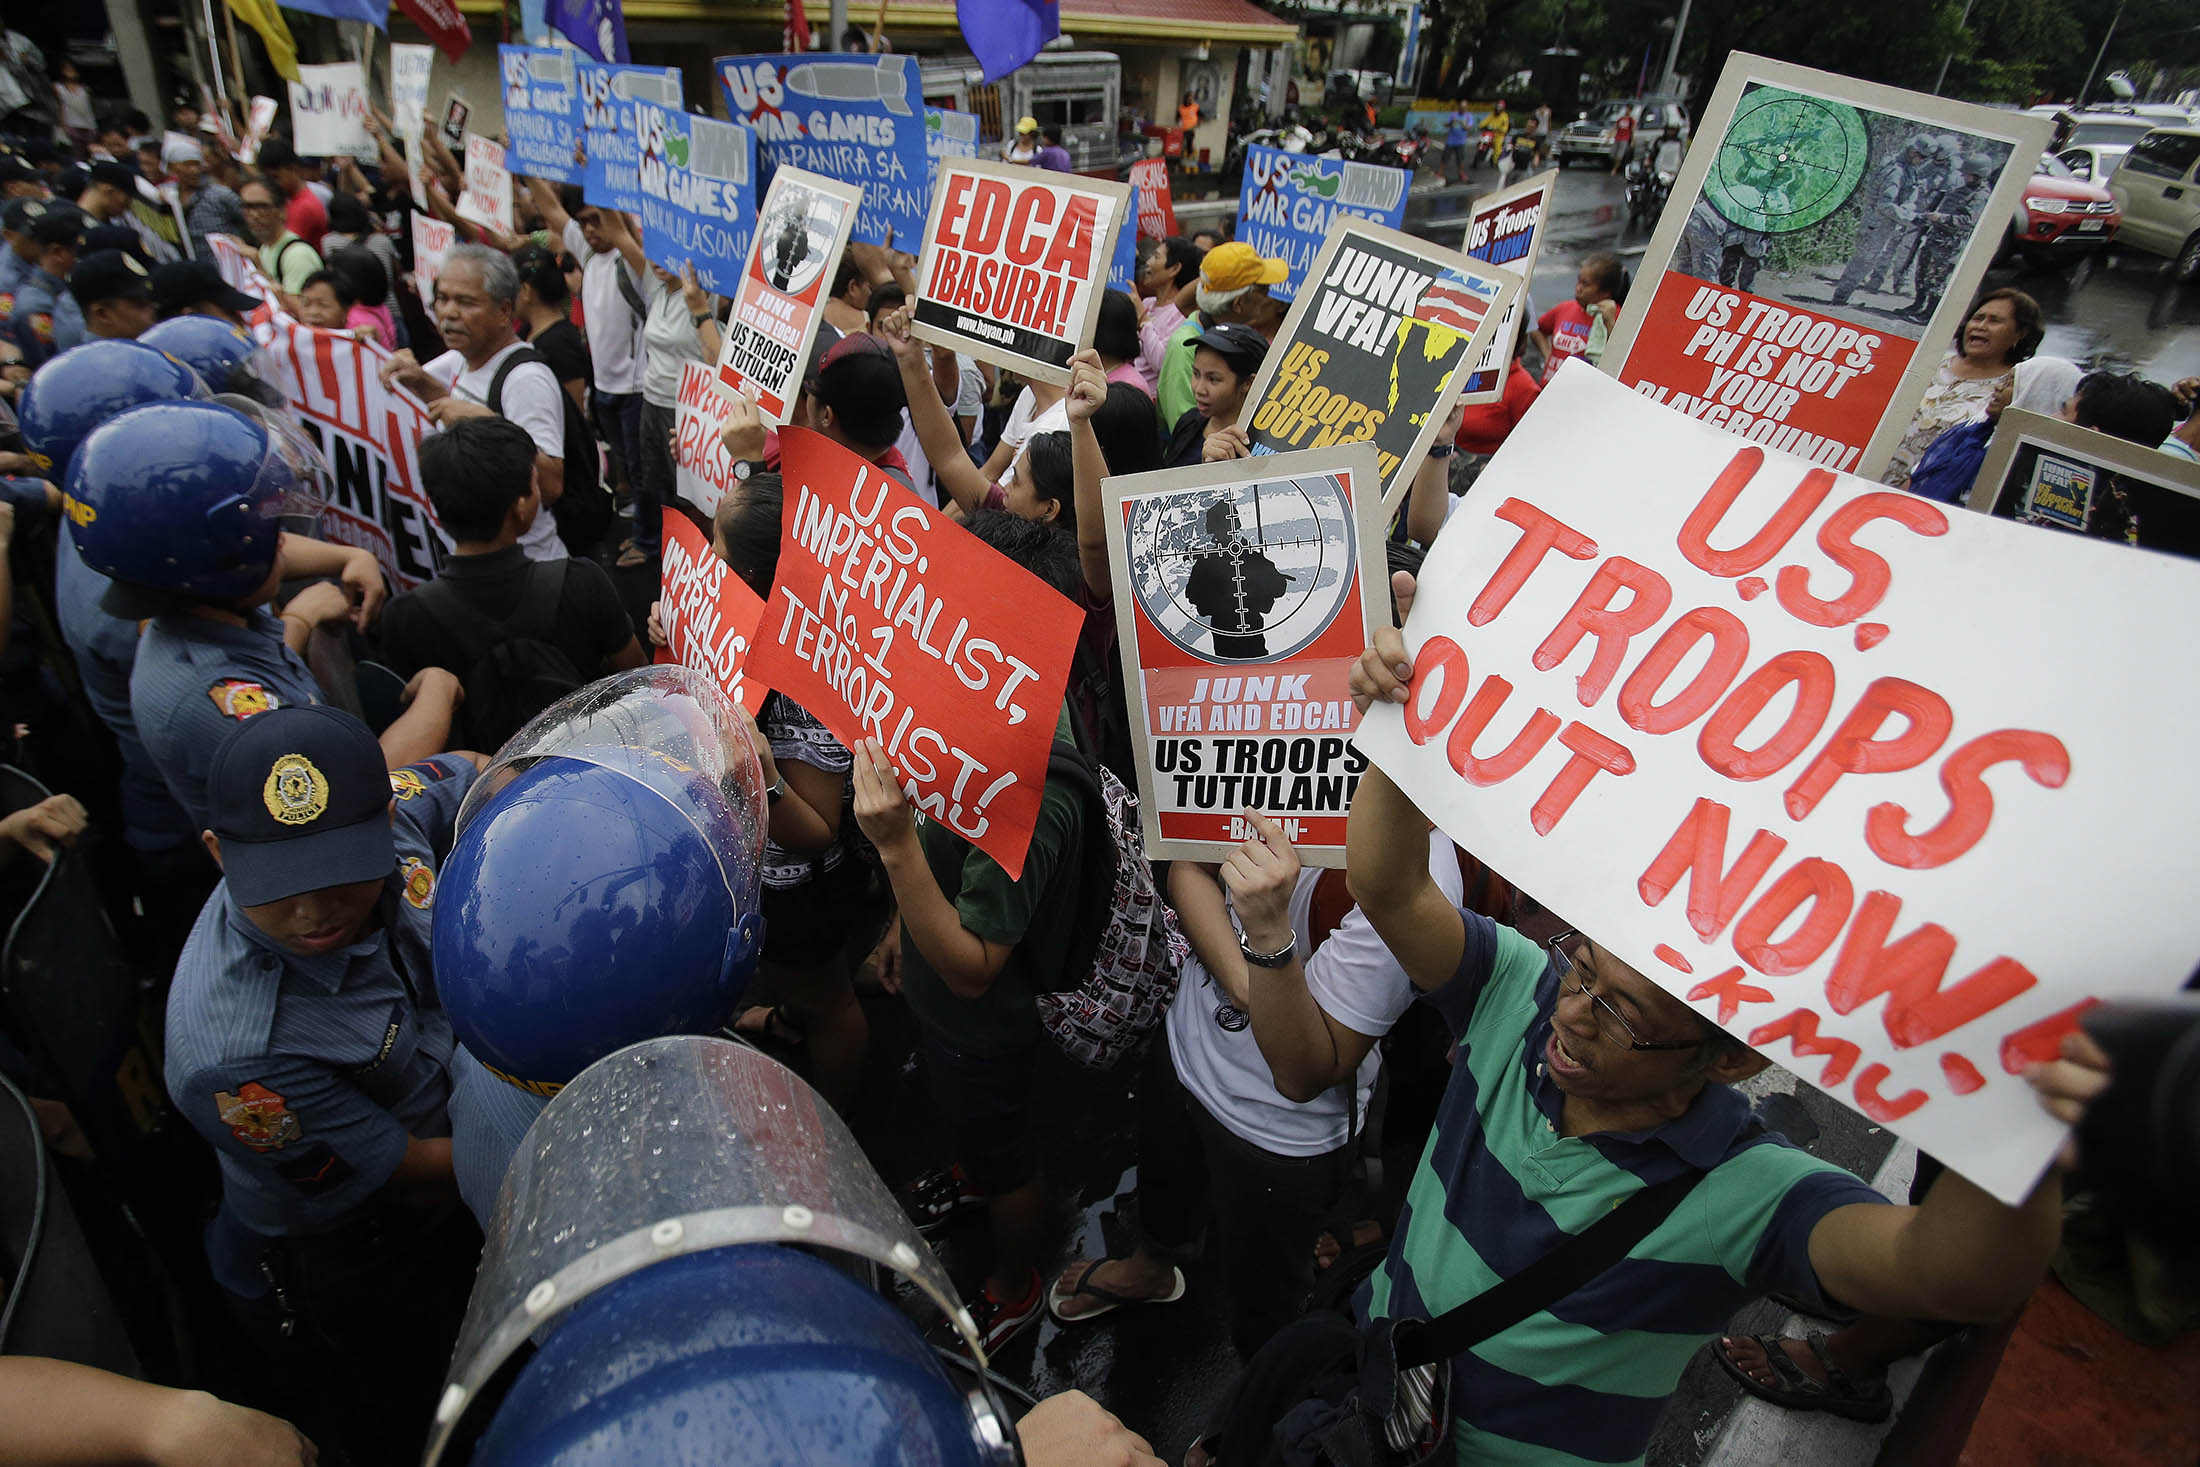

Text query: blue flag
(716, 54), (927, 248)
(1235, 146), (1410, 300)
(499, 46), (581, 185)
(631, 96), (756, 298)
(279, 0), (390, 27)
(579, 62), (684, 215)
(956, 0), (1058, 84)
(547, 0), (629, 62)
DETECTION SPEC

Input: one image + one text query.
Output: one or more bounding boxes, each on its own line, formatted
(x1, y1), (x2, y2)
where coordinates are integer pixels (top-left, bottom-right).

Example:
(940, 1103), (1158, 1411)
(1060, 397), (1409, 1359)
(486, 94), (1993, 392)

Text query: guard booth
(920, 52), (1125, 175)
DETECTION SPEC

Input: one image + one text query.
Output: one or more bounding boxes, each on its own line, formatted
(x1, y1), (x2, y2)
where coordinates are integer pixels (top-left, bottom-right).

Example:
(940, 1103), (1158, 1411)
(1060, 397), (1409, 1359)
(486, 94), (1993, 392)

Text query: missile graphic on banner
(783, 60), (912, 115)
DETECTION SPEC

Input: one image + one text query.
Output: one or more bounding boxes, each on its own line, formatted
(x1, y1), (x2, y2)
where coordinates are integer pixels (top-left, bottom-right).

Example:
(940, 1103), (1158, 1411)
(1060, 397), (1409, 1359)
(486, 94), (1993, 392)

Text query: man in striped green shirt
(1341, 574), (2109, 1466)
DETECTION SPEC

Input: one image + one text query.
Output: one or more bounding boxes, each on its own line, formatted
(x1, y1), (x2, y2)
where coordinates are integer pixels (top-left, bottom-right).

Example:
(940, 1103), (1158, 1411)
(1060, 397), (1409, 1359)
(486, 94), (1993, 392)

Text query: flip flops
(1045, 1259), (1188, 1323)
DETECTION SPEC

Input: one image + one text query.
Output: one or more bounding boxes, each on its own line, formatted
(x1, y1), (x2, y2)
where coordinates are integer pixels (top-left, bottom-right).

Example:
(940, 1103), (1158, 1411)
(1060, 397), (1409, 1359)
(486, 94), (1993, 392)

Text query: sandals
(1313, 1219), (1387, 1272)
(1045, 1259), (1188, 1323)
(1711, 1331), (1893, 1423)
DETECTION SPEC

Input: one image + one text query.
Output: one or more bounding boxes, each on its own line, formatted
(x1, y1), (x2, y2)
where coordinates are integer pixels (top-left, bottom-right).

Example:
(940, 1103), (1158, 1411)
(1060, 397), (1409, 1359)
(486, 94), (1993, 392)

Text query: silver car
(1555, 96), (1690, 168)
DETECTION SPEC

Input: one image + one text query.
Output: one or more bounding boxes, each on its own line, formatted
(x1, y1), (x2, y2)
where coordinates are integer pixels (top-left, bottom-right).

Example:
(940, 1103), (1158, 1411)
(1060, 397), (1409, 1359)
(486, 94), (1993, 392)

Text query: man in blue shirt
(166, 705), (482, 1464)
(0, 196), (51, 335)
(8, 206), (86, 369)
(1443, 108), (1472, 182)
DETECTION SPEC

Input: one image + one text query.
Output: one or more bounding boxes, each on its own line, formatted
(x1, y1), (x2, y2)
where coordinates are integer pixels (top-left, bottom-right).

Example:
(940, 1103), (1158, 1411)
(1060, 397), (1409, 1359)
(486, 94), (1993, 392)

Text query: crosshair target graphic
(1126, 473), (1356, 665)
(1705, 86), (1871, 234)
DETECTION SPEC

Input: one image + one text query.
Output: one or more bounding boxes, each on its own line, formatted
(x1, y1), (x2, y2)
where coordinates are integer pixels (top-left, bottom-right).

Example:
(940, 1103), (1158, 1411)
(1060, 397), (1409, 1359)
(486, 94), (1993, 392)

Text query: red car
(2002, 152), (2120, 267)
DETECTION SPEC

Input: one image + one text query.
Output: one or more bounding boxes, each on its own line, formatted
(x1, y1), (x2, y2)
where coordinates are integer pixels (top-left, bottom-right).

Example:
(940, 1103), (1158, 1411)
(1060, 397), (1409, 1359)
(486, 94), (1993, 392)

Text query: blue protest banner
(716, 53), (927, 248)
(1235, 146), (1410, 299)
(498, 45), (581, 185)
(631, 96), (756, 298)
(1108, 215), (1137, 294)
(579, 60), (683, 214)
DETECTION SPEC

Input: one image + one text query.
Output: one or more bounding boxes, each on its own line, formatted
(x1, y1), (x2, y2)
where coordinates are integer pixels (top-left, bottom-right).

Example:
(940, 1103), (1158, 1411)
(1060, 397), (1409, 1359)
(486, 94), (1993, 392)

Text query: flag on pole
(224, 0), (301, 83)
(547, 0), (631, 62)
(785, 0), (812, 52)
(956, 0), (1058, 82)
(395, 0), (474, 63)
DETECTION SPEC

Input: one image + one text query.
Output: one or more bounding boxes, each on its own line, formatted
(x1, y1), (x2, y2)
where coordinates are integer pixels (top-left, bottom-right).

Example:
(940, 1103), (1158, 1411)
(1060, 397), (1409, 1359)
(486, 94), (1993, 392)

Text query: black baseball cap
(1191, 321), (1271, 377)
(81, 223), (142, 258)
(87, 159), (140, 195)
(814, 332), (906, 449)
(27, 206), (84, 249)
(0, 156), (37, 189)
(69, 249), (154, 309)
(3, 196), (51, 233)
(153, 258), (259, 316)
(204, 704), (396, 906)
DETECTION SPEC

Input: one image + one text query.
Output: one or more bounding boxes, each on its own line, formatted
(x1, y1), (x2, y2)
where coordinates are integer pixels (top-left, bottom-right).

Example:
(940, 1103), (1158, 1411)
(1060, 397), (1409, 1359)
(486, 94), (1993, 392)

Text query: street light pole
(1932, 0), (1977, 95)
(1659, 0), (1692, 95)
(2077, 0), (2127, 108)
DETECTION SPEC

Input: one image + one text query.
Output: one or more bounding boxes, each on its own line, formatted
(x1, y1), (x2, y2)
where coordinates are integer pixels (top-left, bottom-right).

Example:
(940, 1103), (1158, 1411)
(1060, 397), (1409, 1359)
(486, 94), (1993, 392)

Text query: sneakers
(902, 1164), (987, 1237)
(961, 1268), (1044, 1355)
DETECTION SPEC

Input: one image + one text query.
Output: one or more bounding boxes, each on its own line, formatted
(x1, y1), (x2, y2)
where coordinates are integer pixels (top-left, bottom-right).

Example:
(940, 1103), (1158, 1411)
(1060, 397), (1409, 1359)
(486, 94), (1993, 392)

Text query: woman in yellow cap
(1005, 116), (1041, 165)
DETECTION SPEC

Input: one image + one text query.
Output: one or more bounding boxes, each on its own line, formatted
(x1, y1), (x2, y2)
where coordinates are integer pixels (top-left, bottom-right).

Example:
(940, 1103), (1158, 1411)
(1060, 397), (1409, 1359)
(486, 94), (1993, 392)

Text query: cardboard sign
(457, 135), (515, 235)
(411, 212), (454, 315)
(1968, 410), (2200, 556)
(673, 359), (738, 515)
(910, 159), (1130, 387)
(656, 512), (770, 715)
(716, 54), (928, 247)
(498, 45), (581, 185)
(440, 95), (471, 151)
(1239, 218), (1520, 511)
(579, 61), (683, 215)
(241, 95), (280, 164)
(209, 236), (448, 589)
(1455, 170), (1556, 406)
(1599, 54), (2050, 483)
(1104, 444), (1386, 865)
(629, 97), (755, 298)
(1236, 145), (1410, 299)
(390, 43), (435, 142)
(287, 62), (374, 162)
(714, 167), (861, 425)
(747, 428), (1084, 879)
(1130, 157), (1178, 240)
(1354, 363), (2200, 1204)
(925, 106), (980, 180)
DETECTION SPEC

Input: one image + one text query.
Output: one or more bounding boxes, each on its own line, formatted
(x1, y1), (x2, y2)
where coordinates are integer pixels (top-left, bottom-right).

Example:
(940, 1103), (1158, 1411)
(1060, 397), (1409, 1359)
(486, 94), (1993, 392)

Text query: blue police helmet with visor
(138, 313), (289, 410)
(433, 666), (769, 1094)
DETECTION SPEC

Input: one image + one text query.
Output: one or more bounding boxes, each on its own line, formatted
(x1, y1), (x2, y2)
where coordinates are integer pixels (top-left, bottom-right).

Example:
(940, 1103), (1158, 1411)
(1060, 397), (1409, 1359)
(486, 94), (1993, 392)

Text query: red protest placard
(1130, 158), (1177, 241)
(655, 512), (769, 715)
(716, 168), (862, 425)
(910, 157), (1131, 387)
(747, 428), (1083, 879)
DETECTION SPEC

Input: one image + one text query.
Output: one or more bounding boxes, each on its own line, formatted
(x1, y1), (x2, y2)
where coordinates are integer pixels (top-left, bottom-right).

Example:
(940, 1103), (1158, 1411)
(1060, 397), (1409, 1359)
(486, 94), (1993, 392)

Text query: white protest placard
(1353, 362), (2200, 1205)
(390, 43), (435, 141)
(1967, 409), (2200, 555)
(1454, 169), (1555, 406)
(715, 167), (861, 424)
(287, 62), (374, 161)
(910, 157), (1131, 387)
(673, 360), (737, 515)
(456, 135), (515, 235)
(241, 95), (280, 164)
(412, 212), (454, 316)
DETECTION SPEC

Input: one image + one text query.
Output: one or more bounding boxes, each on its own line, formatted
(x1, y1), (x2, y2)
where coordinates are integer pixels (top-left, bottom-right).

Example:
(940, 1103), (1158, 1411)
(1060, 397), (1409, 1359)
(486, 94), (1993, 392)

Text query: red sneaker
(962, 1268), (1044, 1355)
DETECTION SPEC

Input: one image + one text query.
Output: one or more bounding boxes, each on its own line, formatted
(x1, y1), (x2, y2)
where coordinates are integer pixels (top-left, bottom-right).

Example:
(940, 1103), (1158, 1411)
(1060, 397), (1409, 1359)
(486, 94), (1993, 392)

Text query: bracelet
(765, 773), (786, 803)
(1427, 444), (1458, 459)
(690, 311), (712, 326)
(1240, 934), (1297, 969)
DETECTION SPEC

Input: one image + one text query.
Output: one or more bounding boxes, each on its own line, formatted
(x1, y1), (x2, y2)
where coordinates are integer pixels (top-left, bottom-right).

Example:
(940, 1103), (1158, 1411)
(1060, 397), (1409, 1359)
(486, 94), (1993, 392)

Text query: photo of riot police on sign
(1124, 471), (1357, 665)
(1670, 84), (2013, 328)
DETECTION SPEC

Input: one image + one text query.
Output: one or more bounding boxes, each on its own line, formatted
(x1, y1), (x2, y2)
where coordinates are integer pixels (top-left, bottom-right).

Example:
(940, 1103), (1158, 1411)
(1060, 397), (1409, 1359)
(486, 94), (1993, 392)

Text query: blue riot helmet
(435, 665), (768, 1093)
(425, 1037), (1018, 1467)
(139, 314), (287, 408)
(65, 399), (325, 608)
(16, 337), (209, 479)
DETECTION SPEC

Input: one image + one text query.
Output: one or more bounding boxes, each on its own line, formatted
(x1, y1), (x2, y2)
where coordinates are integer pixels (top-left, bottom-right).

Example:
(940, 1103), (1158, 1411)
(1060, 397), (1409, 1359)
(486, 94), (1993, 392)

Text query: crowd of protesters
(0, 47), (2172, 1467)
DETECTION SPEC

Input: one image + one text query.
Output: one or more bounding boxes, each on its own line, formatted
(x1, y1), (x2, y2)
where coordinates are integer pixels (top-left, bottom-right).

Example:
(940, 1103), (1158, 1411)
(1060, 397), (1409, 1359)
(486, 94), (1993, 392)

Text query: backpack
(487, 345), (613, 557)
(410, 560), (587, 752)
(1034, 737), (1189, 1070)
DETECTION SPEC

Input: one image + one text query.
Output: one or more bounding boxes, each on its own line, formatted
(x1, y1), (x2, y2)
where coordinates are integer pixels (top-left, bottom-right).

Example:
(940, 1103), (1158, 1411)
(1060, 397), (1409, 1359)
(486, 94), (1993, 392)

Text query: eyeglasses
(1546, 930), (1703, 1053)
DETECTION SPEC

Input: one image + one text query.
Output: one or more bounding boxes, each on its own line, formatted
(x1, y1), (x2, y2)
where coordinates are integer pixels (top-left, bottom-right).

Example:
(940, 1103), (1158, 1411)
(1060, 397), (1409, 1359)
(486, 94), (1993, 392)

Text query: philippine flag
(958, 0), (1059, 83)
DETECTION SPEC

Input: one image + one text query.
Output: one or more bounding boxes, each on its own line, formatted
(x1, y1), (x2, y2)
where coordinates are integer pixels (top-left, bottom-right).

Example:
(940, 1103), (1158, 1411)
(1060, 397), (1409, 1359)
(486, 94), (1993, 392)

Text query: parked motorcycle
(1625, 157), (1673, 225)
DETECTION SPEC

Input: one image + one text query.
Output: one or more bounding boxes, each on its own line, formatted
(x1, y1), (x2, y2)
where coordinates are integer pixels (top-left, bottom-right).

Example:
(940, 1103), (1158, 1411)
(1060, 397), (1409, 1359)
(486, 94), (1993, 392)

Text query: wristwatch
(733, 459), (770, 482)
(690, 310), (713, 326)
(1427, 443), (1458, 459)
(1240, 934), (1298, 969)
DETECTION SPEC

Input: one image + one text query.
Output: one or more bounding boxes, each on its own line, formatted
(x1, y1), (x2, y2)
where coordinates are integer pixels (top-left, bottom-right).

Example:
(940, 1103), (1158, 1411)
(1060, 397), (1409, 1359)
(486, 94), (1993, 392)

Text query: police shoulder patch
(209, 679), (279, 719)
(28, 311), (53, 343)
(214, 1080), (302, 1151)
(399, 855), (435, 909)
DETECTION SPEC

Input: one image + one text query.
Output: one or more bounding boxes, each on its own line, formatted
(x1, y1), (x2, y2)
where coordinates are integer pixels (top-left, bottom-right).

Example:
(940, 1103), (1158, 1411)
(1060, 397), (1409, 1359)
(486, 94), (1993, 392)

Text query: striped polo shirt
(1365, 912), (1885, 1466)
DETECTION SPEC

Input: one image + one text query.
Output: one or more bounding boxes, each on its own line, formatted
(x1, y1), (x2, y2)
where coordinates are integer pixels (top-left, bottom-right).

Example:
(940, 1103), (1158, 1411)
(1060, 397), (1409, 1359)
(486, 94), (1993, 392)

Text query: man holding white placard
(1278, 574), (2112, 1467)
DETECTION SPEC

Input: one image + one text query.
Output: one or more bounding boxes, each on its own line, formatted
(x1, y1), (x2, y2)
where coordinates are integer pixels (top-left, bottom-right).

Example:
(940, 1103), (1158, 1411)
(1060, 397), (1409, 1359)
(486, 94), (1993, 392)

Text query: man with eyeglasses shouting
(1326, 567), (2112, 1467)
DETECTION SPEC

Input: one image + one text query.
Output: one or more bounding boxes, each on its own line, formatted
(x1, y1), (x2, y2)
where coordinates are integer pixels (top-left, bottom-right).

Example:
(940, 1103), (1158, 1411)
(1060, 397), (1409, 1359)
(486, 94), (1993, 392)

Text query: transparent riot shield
(423, 1035), (990, 1465)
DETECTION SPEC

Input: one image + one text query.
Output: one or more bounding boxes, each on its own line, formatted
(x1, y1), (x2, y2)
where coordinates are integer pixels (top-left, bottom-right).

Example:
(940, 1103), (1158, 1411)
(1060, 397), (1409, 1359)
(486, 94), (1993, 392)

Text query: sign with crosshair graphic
(1103, 443), (1387, 867)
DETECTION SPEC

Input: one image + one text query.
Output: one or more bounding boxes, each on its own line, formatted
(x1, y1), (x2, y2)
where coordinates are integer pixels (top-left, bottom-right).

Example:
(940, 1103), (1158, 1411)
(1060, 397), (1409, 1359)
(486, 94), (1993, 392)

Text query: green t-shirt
(260, 232), (322, 295)
(898, 710), (1085, 1056)
(1155, 313), (1205, 434)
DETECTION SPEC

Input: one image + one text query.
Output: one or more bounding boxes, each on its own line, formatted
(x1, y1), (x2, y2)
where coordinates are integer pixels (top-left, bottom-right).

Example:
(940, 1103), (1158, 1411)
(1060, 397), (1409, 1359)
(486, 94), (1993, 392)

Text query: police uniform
(0, 244), (30, 331)
(448, 1044), (550, 1225)
(9, 264), (84, 369)
(164, 706), (478, 1464)
(131, 606), (323, 830)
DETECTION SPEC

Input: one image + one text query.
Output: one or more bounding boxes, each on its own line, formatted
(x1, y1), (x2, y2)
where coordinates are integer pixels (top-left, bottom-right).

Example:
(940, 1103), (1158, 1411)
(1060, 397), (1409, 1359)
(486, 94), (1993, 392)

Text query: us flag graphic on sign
(1412, 272), (1498, 334)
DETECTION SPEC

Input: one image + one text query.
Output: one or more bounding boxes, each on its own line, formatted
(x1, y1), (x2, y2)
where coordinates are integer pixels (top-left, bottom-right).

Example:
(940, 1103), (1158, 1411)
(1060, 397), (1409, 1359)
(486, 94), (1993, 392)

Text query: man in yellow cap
(1156, 241), (1289, 431)
(1005, 116), (1041, 165)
